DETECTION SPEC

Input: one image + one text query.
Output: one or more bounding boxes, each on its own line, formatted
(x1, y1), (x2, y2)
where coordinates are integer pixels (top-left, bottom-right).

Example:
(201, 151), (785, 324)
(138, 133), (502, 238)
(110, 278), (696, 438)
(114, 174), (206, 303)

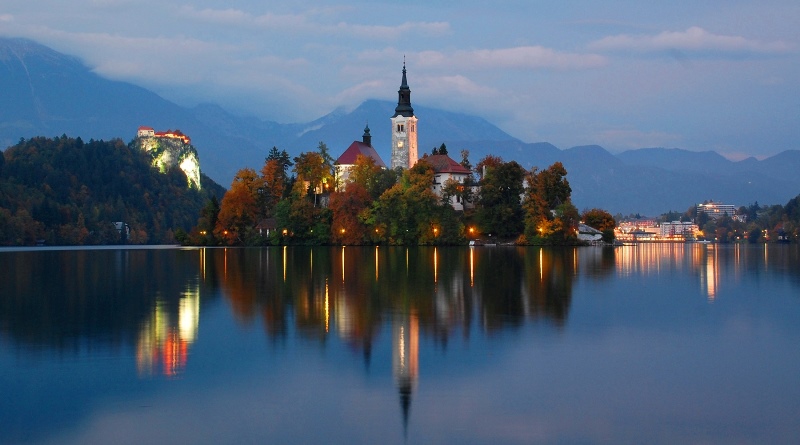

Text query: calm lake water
(1, 244), (799, 444)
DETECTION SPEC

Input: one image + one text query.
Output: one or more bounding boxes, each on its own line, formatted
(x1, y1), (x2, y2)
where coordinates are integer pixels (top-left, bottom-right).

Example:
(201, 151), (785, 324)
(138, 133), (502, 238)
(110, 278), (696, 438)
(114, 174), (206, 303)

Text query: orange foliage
(330, 182), (372, 245)
(215, 168), (262, 243)
(260, 158), (285, 213)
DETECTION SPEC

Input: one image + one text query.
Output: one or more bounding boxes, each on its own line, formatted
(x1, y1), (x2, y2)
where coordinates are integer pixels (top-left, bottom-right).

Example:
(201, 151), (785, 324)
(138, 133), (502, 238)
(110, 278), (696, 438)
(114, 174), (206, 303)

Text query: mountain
(1, 37), (799, 216)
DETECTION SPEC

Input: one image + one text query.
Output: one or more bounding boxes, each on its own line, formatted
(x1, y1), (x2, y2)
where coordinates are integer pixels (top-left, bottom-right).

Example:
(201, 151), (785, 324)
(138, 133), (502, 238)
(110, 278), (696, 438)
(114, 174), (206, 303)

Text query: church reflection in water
(212, 245), (607, 430)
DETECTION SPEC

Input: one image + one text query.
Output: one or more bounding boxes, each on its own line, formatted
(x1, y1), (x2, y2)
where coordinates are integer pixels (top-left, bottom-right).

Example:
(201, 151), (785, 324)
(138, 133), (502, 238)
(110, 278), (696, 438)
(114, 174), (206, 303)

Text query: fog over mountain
(2, 37), (798, 216)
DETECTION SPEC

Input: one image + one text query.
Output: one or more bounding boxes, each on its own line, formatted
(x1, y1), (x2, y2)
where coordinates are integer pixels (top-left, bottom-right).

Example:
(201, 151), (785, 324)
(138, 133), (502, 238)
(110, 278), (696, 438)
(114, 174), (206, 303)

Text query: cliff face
(135, 136), (201, 189)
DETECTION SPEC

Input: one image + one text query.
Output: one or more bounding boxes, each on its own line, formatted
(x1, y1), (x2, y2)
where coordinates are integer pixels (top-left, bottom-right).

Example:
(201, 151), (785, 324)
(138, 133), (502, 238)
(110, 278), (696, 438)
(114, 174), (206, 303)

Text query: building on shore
(697, 201), (737, 220)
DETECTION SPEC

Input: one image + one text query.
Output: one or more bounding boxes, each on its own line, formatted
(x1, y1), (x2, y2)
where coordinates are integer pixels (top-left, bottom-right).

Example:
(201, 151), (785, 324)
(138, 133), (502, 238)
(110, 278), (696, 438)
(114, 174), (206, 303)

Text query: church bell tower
(391, 62), (418, 170)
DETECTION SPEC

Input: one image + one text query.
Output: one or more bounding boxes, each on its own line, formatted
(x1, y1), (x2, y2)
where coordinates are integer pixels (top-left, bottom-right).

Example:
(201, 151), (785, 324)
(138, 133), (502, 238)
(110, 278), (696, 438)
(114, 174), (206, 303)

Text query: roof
(138, 126), (154, 131)
(420, 154), (471, 175)
(336, 141), (386, 168)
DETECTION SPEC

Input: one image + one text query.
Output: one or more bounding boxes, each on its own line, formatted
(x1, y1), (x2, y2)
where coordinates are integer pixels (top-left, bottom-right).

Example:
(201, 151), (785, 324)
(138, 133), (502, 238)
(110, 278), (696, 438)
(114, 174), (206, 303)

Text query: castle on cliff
(137, 126), (191, 145)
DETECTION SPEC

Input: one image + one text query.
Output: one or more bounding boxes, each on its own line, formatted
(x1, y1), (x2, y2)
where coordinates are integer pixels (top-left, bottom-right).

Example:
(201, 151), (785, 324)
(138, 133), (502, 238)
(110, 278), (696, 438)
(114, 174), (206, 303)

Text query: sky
(2, 0), (798, 159)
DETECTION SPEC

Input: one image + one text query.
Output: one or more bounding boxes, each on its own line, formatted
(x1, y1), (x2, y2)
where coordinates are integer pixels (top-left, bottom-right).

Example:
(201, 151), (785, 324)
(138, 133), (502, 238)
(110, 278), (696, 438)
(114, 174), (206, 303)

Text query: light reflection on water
(0, 244), (799, 444)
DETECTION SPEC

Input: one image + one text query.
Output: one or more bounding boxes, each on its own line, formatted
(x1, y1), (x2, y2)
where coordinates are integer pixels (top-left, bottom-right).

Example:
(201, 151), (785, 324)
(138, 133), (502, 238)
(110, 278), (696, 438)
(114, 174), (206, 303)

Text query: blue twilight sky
(1, 0), (798, 159)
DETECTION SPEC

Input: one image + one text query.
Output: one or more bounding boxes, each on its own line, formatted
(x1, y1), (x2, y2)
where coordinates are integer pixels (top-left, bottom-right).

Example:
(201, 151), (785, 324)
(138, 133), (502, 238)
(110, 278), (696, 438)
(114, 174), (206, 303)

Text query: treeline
(0, 135), (224, 245)
(188, 144), (615, 246)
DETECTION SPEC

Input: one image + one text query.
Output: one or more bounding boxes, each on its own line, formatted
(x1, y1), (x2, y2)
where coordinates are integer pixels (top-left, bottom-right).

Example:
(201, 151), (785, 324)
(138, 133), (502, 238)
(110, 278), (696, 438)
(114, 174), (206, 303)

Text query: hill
(1, 37), (799, 216)
(0, 135), (224, 245)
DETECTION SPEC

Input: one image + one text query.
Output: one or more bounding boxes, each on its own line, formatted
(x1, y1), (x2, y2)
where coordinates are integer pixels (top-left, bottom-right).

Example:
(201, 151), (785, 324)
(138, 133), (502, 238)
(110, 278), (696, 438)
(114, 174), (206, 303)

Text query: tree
(529, 162), (570, 209)
(275, 180), (330, 244)
(459, 149), (472, 170)
(191, 196), (220, 245)
(475, 159), (525, 237)
(316, 141), (335, 193)
(215, 168), (262, 244)
(330, 182), (372, 245)
(369, 161), (439, 244)
(260, 158), (285, 216)
(523, 162), (577, 244)
(293, 151), (333, 207)
(266, 146), (293, 191)
(475, 154), (503, 181)
(582, 208), (616, 243)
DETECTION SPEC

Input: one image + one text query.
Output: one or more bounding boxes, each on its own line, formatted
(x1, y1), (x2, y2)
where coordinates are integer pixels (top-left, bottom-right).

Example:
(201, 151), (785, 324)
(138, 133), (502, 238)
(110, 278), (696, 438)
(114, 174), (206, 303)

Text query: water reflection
(136, 284), (200, 377)
(3, 244), (798, 362)
(0, 248), (213, 352)
(211, 246), (592, 352)
(2, 245), (800, 444)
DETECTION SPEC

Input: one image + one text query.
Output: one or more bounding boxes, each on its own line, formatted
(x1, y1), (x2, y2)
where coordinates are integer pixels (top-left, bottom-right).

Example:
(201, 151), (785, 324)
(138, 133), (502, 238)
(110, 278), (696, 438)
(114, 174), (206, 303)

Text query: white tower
(391, 63), (418, 170)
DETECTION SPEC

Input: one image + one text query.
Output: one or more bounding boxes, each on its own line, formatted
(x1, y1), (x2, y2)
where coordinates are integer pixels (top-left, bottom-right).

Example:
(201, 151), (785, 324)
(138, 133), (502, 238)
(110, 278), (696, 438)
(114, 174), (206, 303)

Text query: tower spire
(362, 122), (372, 146)
(393, 61), (413, 118)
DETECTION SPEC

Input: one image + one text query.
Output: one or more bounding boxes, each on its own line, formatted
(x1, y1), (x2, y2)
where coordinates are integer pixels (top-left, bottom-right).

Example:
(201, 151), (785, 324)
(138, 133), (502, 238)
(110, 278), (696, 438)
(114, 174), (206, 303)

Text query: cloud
(179, 6), (449, 40)
(588, 26), (793, 56)
(331, 21), (450, 40)
(0, 13), (13, 22)
(421, 74), (498, 98)
(417, 46), (607, 71)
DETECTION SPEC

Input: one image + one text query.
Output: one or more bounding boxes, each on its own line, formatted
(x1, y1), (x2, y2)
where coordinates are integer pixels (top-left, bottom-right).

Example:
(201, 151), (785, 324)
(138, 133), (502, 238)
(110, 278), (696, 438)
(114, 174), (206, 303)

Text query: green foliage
(475, 159), (525, 237)
(0, 136), (224, 246)
(369, 162), (439, 245)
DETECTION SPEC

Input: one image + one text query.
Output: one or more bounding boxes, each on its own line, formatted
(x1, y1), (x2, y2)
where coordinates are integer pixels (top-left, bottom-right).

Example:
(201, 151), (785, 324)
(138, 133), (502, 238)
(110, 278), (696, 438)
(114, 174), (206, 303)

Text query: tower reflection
(393, 311), (419, 435)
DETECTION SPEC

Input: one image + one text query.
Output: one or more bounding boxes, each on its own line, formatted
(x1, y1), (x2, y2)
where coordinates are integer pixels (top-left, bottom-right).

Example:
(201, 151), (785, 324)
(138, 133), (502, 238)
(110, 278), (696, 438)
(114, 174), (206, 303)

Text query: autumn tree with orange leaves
(215, 168), (263, 244)
(330, 182), (372, 244)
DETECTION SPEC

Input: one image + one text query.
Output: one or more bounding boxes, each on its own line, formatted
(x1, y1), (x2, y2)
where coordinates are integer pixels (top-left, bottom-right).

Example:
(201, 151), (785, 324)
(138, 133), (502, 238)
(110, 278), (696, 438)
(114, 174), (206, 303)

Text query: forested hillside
(0, 136), (224, 245)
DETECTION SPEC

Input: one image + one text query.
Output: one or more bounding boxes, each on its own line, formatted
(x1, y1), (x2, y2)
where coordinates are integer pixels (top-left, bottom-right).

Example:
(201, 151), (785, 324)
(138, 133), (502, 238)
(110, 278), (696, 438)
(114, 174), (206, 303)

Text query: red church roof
(336, 141), (386, 168)
(420, 154), (471, 174)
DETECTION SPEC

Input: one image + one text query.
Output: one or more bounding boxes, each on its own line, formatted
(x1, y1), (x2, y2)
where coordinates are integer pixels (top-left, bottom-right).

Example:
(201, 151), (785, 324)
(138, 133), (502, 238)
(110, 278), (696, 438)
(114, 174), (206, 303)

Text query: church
(334, 62), (418, 183)
(335, 63), (472, 209)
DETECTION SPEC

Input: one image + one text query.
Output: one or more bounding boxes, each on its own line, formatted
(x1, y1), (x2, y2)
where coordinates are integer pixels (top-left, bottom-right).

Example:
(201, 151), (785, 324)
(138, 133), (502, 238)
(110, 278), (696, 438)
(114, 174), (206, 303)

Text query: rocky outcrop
(135, 135), (201, 189)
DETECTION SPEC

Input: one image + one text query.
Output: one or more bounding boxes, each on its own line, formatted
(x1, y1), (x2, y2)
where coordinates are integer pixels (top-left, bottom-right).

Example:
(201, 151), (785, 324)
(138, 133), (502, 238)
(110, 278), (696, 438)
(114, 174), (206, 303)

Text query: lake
(1, 244), (799, 444)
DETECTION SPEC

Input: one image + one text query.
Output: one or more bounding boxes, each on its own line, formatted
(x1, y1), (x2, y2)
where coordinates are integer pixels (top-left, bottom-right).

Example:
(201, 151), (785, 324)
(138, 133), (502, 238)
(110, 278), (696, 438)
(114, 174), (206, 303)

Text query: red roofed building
(419, 154), (474, 211)
(137, 126), (191, 145)
(137, 126), (155, 138)
(334, 125), (386, 190)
